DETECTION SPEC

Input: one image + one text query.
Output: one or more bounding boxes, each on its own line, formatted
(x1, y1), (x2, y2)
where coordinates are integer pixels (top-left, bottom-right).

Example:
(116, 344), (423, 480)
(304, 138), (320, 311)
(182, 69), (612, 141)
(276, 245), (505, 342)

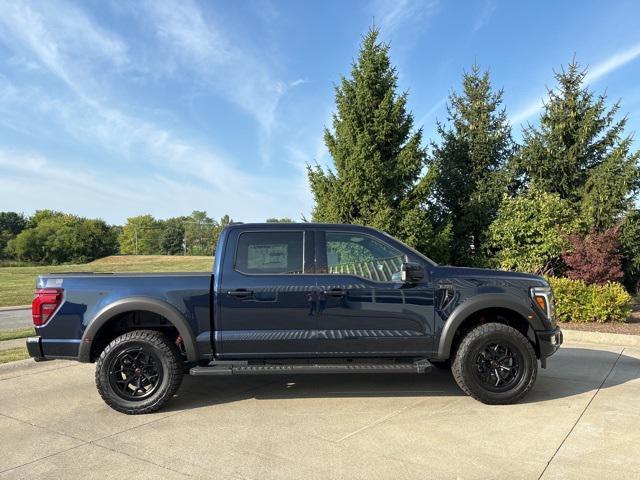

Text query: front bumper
(536, 327), (563, 366)
(26, 336), (47, 361)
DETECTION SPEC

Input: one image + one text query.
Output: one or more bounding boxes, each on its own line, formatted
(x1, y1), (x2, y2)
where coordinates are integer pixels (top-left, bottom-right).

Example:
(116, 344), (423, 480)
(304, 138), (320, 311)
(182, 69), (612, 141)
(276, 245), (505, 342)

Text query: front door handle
(227, 289), (254, 298)
(324, 288), (346, 297)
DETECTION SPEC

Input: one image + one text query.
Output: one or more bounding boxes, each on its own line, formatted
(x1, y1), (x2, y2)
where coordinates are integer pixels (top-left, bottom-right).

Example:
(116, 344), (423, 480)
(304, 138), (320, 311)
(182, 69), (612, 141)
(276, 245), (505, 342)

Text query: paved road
(0, 309), (31, 331)
(0, 340), (638, 479)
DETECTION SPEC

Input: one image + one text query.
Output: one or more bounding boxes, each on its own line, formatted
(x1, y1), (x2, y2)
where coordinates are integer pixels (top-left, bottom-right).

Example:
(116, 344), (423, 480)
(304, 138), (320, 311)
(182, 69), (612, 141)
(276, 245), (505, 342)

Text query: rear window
(235, 231), (304, 275)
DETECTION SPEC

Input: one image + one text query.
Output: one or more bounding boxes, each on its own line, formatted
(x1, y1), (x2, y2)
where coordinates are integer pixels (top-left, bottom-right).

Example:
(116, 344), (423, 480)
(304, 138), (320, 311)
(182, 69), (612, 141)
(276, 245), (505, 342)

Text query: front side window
(325, 232), (405, 282)
(235, 231), (304, 274)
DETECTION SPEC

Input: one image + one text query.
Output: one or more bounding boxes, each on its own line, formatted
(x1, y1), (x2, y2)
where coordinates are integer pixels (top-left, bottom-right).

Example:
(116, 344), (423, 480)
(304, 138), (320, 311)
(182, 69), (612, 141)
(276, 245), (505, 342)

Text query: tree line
(0, 210), (293, 264)
(309, 28), (640, 292)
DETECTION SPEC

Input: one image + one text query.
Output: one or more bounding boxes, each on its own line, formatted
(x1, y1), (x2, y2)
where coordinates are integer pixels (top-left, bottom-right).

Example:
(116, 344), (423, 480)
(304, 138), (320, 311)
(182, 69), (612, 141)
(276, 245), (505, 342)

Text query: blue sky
(1, 0), (639, 225)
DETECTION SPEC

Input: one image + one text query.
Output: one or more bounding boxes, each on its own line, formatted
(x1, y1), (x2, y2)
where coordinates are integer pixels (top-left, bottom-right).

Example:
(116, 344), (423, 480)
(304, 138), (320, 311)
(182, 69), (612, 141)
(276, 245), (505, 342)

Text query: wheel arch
(437, 293), (541, 360)
(78, 297), (198, 363)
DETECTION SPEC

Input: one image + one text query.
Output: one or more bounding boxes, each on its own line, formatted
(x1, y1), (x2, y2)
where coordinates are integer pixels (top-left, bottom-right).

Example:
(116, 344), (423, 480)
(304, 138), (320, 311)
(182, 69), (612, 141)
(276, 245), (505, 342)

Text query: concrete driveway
(0, 340), (638, 480)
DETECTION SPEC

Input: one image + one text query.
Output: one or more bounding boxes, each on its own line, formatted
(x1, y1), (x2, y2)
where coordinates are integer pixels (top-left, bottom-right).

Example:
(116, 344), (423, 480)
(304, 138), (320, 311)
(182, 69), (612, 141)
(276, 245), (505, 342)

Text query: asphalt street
(0, 309), (30, 331)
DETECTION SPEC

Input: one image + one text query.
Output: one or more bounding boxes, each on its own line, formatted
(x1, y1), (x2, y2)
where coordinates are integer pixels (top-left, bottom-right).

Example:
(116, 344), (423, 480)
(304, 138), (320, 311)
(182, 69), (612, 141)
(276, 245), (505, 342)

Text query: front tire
(451, 323), (537, 405)
(95, 330), (183, 414)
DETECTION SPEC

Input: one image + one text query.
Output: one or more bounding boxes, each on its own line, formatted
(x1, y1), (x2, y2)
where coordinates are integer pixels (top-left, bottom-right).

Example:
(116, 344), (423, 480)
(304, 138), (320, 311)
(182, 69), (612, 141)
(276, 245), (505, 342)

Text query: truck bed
(34, 272), (212, 360)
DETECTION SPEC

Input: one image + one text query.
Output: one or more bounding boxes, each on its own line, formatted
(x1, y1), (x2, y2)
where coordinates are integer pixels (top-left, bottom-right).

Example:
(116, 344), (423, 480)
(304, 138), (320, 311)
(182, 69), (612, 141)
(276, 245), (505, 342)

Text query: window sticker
(247, 243), (288, 270)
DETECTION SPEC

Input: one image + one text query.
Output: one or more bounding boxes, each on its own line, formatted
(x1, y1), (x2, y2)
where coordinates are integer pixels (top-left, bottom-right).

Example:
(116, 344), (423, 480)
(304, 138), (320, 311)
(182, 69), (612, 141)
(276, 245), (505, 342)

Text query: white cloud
(416, 96), (447, 129)
(373, 0), (439, 36)
(0, 0), (313, 223)
(0, 0), (128, 93)
(0, 149), (146, 209)
(473, 0), (497, 33)
(510, 98), (546, 125)
(585, 42), (640, 84)
(511, 41), (640, 125)
(139, 0), (303, 142)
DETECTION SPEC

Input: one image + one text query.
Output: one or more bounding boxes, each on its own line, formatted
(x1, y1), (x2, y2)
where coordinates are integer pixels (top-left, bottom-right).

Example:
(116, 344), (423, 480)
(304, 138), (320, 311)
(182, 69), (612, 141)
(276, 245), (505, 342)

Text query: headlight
(531, 286), (555, 321)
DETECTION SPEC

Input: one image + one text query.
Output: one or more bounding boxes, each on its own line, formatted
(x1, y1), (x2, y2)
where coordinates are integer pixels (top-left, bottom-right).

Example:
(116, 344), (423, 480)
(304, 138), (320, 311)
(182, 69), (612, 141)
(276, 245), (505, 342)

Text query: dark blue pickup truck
(27, 223), (562, 414)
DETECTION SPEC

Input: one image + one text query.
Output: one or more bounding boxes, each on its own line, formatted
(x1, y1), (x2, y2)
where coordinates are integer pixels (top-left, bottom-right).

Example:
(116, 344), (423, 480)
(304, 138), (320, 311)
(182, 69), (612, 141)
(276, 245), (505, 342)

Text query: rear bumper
(536, 327), (563, 362)
(26, 336), (46, 362)
(26, 336), (79, 361)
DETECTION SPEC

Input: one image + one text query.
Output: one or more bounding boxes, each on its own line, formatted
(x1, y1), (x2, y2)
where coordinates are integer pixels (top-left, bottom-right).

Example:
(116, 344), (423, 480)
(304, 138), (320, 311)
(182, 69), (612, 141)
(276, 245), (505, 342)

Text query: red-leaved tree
(562, 227), (624, 284)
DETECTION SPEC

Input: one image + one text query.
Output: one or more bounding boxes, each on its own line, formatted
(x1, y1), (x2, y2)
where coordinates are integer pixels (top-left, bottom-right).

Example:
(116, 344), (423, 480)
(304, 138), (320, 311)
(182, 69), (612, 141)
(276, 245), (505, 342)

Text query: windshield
(380, 231), (438, 267)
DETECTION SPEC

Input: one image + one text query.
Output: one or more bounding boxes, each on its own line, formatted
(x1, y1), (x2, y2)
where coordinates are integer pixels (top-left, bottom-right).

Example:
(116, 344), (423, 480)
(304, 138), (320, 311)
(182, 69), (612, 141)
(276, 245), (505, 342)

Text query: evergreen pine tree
(307, 28), (448, 261)
(517, 60), (640, 229)
(429, 65), (515, 266)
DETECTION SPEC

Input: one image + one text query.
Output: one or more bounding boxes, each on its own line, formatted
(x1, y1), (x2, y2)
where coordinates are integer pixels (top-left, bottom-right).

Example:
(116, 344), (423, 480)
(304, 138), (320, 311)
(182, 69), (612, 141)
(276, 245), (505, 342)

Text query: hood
(432, 265), (548, 286)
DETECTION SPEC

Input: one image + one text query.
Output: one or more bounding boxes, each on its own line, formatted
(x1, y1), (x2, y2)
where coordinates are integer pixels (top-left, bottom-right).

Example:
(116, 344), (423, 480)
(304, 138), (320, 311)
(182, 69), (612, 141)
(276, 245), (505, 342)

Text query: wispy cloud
(416, 97), (447, 129)
(585, 42), (640, 84)
(0, 149), (141, 201)
(138, 0), (302, 146)
(511, 41), (640, 125)
(373, 0), (439, 36)
(0, 0), (312, 222)
(473, 0), (497, 33)
(0, 0), (128, 93)
(510, 98), (545, 125)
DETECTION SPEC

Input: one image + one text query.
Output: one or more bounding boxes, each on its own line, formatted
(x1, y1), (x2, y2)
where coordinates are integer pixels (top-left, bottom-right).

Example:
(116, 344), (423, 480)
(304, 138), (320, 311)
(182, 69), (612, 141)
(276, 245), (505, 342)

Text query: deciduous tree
(119, 215), (162, 255)
(562, 227), (623, 284)
(488, 188), (580, 274)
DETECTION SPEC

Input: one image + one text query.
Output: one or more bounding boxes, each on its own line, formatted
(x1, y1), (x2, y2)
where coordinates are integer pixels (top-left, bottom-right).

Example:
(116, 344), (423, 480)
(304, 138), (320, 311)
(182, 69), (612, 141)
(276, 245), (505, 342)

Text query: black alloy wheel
(108, 346), (163, 401)
(472, 341), (523, 392)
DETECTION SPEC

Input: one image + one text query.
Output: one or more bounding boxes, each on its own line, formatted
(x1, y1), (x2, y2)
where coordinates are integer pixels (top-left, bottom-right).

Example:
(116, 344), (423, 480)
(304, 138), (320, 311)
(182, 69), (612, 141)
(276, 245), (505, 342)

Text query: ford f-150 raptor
(27, 223), (562, 414)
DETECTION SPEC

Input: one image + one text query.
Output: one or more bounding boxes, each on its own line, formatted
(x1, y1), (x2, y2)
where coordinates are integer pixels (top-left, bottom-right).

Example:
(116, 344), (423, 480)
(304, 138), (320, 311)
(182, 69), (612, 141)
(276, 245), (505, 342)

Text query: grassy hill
(0, 255), (212, 307)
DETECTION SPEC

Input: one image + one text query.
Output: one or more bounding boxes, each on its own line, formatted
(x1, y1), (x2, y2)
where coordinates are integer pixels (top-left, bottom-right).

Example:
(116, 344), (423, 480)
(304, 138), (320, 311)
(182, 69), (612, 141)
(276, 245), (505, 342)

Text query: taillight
(32, 288), (64, 326)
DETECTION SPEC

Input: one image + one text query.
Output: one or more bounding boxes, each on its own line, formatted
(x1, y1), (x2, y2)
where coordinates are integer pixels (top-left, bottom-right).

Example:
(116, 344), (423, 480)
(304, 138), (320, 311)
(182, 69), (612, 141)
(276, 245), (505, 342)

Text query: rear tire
(451, 323), (537, 405)
(95, 330), (183, 414)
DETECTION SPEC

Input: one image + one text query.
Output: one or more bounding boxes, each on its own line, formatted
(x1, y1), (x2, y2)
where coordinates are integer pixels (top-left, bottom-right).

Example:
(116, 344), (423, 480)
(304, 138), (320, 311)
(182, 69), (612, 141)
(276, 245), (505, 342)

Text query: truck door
(315, 229), (434, 356)
(217, 228), (317, 358)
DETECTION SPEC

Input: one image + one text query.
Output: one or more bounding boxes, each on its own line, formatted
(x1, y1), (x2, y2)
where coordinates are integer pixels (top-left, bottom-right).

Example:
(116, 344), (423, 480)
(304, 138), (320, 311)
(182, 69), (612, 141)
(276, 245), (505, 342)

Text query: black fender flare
(436, 293), (543, 360)
(78, 297), (198, 363)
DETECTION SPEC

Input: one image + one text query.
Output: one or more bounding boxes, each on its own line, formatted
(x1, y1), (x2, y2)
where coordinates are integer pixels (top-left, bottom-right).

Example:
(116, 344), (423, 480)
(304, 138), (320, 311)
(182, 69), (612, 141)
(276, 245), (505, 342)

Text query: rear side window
(235, 231), (304, 275)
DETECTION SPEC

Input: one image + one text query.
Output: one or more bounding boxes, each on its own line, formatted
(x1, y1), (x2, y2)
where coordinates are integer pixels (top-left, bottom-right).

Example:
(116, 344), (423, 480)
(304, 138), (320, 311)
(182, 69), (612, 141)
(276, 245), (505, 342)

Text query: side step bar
(190, 359), (432, 376)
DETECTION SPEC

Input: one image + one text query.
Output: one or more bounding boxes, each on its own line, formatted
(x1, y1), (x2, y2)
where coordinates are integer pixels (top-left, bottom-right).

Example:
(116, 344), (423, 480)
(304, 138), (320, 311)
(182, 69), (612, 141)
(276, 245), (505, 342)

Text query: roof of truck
(225, 222), (379, 230)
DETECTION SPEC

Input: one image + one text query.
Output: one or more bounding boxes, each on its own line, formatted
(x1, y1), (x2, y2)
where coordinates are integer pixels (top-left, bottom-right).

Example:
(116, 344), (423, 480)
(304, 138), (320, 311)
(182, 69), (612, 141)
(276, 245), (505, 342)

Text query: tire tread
(451, 322), (537, 405)
(95, 329), (183, 415)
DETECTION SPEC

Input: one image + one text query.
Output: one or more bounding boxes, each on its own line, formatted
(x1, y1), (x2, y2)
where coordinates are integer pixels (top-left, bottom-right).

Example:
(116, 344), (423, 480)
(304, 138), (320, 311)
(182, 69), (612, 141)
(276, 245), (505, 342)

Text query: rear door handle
(227, 289), (254, 298)
(324, 288), (346, 297)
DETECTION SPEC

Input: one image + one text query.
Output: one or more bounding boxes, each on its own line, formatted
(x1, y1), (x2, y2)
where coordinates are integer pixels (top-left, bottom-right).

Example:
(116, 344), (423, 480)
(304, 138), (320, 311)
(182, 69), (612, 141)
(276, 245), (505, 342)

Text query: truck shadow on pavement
(165, 347), (639, 411)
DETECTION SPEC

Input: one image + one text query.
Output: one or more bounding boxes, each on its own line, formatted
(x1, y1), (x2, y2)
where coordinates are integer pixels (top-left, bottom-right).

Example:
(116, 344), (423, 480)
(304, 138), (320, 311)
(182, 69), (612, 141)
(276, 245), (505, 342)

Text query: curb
(0, 305), (30, 312)
(0, 358), (33, 372)
(562, 328), (640, 348)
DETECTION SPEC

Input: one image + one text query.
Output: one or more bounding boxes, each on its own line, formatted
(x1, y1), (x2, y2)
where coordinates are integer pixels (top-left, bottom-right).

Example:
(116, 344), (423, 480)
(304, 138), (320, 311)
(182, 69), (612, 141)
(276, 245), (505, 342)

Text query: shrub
(488, 188), (580, 274)
(562, 227), (623, 284)
(548, 277), (632, 323)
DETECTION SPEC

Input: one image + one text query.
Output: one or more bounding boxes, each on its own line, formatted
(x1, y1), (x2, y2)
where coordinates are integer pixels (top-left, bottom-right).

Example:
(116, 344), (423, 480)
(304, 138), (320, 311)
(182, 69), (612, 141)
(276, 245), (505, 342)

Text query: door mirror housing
(400, 262), (425, 283)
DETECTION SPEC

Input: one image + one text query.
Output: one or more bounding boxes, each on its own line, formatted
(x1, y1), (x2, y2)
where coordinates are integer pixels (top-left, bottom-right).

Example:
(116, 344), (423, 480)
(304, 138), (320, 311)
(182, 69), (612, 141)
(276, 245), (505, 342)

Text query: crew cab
(27, 223), (562, 414)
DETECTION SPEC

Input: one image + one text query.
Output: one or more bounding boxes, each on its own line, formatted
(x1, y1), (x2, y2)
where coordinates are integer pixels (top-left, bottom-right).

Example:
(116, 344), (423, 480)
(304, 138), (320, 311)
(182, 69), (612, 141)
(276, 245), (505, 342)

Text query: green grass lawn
(0, 347), (29, 364)
(0, 327), (35, 341)
(0, 255), (213, 307)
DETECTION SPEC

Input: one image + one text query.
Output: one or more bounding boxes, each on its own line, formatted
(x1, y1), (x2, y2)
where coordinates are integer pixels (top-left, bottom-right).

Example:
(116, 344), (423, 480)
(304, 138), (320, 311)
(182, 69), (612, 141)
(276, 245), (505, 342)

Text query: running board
(190, 359), (432, 376)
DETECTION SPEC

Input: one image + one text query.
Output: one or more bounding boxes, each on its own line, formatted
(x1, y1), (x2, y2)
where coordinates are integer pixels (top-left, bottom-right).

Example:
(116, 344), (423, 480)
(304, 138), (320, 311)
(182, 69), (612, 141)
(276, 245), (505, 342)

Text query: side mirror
(400, 262), (425, 283)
